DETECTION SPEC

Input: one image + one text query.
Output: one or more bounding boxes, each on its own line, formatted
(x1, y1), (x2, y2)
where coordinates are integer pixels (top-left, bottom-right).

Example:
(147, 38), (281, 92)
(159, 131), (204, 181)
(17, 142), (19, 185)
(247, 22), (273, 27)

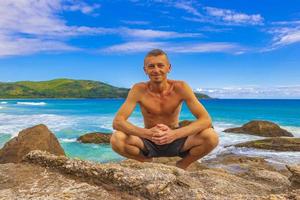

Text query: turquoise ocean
(0, 99), (300, 165)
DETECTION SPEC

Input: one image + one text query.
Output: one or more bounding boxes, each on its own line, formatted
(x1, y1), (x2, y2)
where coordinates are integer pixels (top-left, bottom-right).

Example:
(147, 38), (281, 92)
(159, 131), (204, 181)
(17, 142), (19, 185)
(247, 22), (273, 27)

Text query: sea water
(0, 99), (299, 164)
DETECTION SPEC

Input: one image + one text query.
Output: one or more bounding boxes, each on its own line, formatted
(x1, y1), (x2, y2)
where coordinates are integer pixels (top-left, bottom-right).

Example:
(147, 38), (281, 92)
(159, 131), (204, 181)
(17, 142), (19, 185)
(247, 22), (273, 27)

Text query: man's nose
(152, 65), (160, 72)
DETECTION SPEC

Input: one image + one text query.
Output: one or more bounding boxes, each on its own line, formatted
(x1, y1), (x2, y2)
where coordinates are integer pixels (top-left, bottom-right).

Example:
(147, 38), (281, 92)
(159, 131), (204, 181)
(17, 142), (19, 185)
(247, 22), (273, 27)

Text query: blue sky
(0, 0), (300, 98)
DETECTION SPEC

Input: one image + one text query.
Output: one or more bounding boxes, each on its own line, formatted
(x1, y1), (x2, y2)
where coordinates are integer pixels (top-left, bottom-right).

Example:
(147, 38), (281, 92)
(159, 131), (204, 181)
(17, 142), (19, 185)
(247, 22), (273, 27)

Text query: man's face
(144, 55), (171, 83)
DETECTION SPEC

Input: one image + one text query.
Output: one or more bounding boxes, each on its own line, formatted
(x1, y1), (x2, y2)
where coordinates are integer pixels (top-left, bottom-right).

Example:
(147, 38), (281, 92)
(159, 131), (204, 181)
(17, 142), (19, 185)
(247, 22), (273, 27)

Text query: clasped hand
(148, 124), (176, 145)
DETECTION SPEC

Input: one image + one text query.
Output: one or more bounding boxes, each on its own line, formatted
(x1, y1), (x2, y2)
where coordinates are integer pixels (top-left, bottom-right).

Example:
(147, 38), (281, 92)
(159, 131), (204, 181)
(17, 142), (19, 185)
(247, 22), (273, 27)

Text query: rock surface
(223, 120), (293, 137)
(0, 162), (139, 200)
(233, 137), (300, 151)
(77, 132), (112, 144)
(0, 124), (65, 163)
(287, 165), (300, 188)
(1, 124), (299, 199)
(17, 150), (298, 200)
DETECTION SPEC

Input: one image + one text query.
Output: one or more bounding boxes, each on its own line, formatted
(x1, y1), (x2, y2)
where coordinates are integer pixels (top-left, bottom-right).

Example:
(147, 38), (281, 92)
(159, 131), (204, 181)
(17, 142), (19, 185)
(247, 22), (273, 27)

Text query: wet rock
(0, 124), (65, 163)
(77, 132), (112, 144)
(223, 120), (293, 137)
(233, 137), (300, 151)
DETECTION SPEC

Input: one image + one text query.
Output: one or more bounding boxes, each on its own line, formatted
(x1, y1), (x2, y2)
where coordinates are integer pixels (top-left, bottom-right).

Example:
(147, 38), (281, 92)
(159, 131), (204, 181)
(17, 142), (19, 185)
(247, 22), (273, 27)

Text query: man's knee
(110, 130), (127, 151)
(199, 128), (219, 149)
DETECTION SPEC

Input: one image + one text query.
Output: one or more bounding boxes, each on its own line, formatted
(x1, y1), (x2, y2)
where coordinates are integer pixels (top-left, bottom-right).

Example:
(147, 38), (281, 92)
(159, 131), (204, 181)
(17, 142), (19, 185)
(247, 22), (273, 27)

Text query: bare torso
(136, 80), (184, 129)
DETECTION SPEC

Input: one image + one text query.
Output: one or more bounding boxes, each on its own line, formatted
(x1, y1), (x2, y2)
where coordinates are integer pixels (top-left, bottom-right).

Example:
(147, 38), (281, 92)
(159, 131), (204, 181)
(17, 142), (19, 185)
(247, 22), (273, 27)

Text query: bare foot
(137, 157), (153, 162)
(175, 160), (189, 170)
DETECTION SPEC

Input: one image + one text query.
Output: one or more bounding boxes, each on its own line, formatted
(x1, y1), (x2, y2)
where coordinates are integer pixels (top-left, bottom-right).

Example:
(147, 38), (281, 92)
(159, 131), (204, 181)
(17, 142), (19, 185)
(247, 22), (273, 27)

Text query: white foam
(229, 147), (300, 165)
(0, 113), (117, 137)
(60, 138), (77, 143)
(281, 126), (300, 137)
(17, 102), (46, 106)
(0, 106), (3, 109)
(0, 113), (73, 136)
(0, 101), (7, 104)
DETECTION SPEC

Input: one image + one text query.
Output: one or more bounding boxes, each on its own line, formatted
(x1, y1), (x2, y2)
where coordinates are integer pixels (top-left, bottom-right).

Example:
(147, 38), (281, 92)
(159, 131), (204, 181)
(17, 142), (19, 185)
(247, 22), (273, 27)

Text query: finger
(159, 140), (169, 145)
(156, 124), (167, 129)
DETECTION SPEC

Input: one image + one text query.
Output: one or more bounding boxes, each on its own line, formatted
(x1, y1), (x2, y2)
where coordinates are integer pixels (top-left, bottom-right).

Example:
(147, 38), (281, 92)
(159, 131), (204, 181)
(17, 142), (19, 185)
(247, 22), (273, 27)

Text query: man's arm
(113, 84), (152, 139)
(173, 81), (212, 139)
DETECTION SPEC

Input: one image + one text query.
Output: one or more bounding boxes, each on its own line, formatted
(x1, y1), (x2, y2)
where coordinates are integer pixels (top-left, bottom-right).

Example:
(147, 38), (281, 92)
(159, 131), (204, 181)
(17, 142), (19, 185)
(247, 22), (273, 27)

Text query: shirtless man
(110, 49), (219, 170)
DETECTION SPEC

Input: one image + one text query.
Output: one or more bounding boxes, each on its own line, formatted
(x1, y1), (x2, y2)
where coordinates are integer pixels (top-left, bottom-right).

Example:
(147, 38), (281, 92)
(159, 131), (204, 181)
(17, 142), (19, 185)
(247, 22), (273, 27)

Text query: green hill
(0, 78), (211, 99)
(194, 93), (211, 99)
(0, 79), (129, 98)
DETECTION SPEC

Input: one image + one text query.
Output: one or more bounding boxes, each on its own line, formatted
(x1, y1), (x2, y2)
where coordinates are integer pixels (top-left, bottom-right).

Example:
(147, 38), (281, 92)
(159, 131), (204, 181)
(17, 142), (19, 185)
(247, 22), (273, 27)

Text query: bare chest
(139, 93), (182, 115)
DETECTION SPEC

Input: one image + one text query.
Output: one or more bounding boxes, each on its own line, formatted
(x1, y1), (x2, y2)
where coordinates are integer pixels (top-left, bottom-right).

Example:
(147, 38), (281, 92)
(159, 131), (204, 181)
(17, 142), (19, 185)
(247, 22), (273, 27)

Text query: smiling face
(144, 55), (171, 83)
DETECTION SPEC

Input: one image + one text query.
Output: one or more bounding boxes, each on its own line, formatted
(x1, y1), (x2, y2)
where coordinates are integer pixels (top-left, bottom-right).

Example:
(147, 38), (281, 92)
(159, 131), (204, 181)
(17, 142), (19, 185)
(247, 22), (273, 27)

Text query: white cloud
(271, 20), (300, 25)
(0, 0), (200, 57)
(101, 41), (165, 53)
(101, 41), (243, 54)
(63, 1), (101, 15)
(119, 28), (201, 39)
(174, 2), (202, 17)
(264, 21), (300, 50)
(121, 20), (150, 25)
(204, 7), (264, 25)
(195, 86), (300, 99)
(151, 1), (264, 26)
(0, 0), (104, 56)
(0, 35), (78, 57)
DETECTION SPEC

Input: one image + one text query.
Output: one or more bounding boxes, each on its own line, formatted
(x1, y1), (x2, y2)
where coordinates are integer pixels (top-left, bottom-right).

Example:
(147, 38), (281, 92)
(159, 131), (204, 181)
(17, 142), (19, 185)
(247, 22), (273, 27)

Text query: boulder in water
(223, 120), (293, 137)
(0, 124), (65, 163)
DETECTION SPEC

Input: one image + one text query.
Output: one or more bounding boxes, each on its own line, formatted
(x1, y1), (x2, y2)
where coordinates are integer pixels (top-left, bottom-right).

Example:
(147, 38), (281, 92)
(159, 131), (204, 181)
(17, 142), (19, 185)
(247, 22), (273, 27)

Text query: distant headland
(0, 78), (211, 99)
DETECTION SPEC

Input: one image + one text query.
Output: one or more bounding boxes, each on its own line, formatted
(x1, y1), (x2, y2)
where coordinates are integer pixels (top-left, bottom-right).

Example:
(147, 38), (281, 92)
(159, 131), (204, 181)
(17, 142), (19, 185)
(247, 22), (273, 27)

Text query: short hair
(144, 49), (169, 64)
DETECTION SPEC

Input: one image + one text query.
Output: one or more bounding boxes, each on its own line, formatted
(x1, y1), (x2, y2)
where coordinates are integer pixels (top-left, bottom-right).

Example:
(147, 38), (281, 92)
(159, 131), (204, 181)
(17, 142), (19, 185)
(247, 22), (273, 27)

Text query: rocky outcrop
(0, 124), (65, 163)
(77, 132), (112, 144)
(0, 162), (138, 200)
(1, 124), (299, 199)
(233, 137), (300, 151)
(223, 120), (293, 137)
(287, 165), (300, 188)
(20, 150), (298, 200)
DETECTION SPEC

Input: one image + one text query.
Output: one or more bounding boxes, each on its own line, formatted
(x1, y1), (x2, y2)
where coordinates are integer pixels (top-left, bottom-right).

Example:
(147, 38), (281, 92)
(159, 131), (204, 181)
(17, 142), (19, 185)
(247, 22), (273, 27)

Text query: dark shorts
(140, 137), (189, 158)
(140, 120), (214, 158)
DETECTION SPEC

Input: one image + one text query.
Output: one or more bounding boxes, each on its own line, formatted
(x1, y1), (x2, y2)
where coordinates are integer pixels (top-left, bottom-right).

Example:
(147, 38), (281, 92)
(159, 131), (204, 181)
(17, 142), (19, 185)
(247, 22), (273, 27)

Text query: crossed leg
(110, 128), (219, 170)
(110, 131), (152, 162)
(176, 127), (219, 170)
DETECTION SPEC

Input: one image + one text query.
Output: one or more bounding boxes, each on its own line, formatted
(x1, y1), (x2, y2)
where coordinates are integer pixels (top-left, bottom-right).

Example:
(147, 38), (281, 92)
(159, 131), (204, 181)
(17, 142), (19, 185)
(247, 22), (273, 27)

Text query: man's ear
(168, 64), (172, 73)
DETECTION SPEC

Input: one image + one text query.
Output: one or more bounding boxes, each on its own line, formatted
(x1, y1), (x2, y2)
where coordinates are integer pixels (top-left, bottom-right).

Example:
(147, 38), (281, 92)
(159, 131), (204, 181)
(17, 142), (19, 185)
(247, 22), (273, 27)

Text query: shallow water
(0, 99), (299, 164)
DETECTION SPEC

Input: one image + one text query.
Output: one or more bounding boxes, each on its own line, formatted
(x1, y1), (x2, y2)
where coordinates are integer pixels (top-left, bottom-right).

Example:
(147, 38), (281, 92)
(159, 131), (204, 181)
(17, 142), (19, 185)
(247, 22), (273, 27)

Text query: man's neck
(148, 79), (170, 94)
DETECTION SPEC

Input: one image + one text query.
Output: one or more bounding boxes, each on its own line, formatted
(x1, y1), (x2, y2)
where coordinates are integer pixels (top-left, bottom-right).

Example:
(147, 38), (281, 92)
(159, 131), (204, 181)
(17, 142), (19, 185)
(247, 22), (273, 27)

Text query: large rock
(233, 137), (300, 151)
(0, 163), (137, 200)
(0, 124), (65, 163)
(2, 151), (299, 200)
(223, 120), (293, 137)
(20, 150), (297, 200)
(77, 132), (112, 144)
(287, 165), (300, 188)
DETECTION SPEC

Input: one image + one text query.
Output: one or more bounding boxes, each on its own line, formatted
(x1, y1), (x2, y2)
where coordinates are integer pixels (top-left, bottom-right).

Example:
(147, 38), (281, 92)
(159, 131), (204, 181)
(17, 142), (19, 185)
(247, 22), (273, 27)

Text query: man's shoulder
(171, 80), (189, 91)
(130, 82), (147, 93)
(131, 82), (147, 89)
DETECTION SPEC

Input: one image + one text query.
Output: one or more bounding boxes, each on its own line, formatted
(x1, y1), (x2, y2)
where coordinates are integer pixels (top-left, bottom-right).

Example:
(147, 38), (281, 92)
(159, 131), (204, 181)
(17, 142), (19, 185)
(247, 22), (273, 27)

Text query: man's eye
(148, 65), (154, 68)
(157, 64), (164, 68)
